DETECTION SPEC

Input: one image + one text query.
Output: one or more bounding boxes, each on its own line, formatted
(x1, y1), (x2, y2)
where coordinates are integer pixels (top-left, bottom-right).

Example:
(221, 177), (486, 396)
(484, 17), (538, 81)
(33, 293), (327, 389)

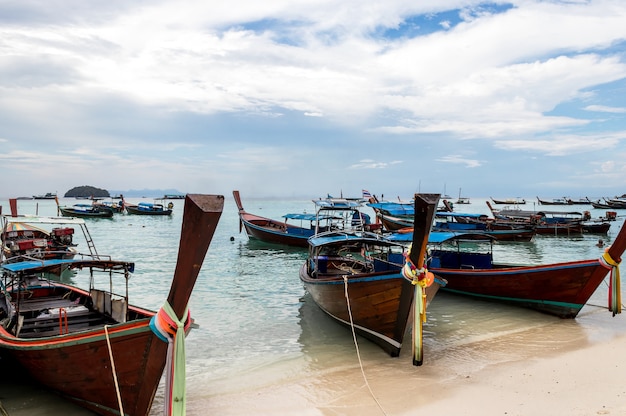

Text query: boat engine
(7, 238), (48, 257)
(51, 227), (74, 246)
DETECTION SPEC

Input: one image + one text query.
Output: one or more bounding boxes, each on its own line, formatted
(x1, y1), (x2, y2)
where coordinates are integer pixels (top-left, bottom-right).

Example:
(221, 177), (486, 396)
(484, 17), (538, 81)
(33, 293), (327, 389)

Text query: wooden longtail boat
(234, 190), (378, 248)
(490, 197), (526, 205)
(426, 226), (626, 318)
(299, 194), (443, 359)
(0, 194), (224, 416)
(58, 204), (114, 218)
(125, 202), (173, 216)
(234, 190), (314, 247)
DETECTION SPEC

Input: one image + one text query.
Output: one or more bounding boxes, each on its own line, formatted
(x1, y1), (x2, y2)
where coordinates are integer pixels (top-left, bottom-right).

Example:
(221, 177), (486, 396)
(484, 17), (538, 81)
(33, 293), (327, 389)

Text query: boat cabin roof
(367, 202), (414, 216)
(386, 231), (496, 244)
(2, 215), (86, 225)
(1, 258), (134, 274)
(313, 198), (363, 210)
(283, 213), (337, 221)
(308, 232), (400, 249)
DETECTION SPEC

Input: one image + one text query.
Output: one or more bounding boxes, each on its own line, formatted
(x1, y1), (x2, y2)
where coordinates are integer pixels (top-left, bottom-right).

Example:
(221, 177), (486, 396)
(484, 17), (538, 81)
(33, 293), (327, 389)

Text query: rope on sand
(0, 400), (9, 416)
(343, 275), (389, 416)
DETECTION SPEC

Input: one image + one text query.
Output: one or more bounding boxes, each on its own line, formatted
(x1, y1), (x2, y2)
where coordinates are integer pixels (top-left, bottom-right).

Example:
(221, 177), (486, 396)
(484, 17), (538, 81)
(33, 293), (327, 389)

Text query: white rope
(0, 400), (9, 416)
(104, 325), (125, 416)
(342, 275), (389, 416)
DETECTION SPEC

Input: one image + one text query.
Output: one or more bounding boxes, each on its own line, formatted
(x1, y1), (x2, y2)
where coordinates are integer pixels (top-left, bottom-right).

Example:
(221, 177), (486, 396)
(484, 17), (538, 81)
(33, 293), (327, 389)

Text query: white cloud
(584, 105), (626, 113)
(436, 155), (481, 168)
(1, 0), (626, 197)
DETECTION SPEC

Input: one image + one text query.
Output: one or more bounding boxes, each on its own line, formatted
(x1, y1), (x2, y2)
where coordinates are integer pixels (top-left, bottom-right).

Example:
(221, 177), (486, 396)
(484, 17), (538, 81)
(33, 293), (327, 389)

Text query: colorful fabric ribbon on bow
(150, 302), (192, 416)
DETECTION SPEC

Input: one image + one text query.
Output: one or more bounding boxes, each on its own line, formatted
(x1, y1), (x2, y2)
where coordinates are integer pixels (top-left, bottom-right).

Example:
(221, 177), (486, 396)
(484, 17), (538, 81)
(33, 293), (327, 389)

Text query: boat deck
(17, 296), (110, 338)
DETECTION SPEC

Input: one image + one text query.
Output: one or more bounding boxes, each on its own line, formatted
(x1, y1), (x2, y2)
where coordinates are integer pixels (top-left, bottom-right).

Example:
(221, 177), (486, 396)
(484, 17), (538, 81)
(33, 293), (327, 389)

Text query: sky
(1, 0), (626, 200)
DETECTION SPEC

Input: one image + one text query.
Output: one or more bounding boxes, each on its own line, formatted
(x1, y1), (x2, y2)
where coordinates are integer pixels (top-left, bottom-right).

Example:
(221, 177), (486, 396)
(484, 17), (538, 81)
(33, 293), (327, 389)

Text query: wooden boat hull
(233, 190), (312, 247)
(432, 259), (610, 318)
(490, 198), (526, 205)
(241, 217), (310, 247)
(378, 213), (414, 231)
(534, 222), (583, 235)
(0, 307), (165, 416)
(59, 207), (113, 218)
(583, 222), (611, 234)
(125, 206), (172, 215)
(299, 264), (440, 356)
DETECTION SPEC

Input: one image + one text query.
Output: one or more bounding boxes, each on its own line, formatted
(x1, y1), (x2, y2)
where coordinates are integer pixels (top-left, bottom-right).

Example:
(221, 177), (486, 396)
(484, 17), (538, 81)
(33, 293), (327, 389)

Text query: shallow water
(0, 196), (624, 415)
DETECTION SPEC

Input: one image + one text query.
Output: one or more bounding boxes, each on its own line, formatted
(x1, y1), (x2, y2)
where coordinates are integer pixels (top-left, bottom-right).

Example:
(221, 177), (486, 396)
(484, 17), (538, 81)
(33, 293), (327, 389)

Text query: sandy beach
(416, 332), (626, 416)
(191, 294), (626, 416)
(3, 327), (626, 416)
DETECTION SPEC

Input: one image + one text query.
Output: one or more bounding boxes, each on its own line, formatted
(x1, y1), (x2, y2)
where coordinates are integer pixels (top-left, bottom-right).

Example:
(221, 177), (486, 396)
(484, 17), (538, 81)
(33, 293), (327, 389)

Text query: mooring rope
(104, 325), (125, 416)
(342, 275), (389, 416)
(0, 400), (9, 416)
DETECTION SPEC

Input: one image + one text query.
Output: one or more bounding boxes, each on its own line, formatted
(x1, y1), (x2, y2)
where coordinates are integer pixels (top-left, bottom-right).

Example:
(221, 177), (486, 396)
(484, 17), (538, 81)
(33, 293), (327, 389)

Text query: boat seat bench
(18, 310), (107, 338)
(17, 296), (80, 313)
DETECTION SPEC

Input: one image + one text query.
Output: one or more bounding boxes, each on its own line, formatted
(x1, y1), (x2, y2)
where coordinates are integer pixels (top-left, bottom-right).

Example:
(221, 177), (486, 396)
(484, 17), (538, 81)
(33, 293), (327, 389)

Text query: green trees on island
(64, 186), (110, 198)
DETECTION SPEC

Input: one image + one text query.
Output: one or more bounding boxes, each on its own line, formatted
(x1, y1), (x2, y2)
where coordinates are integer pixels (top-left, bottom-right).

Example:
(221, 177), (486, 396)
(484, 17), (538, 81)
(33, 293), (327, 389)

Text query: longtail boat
(234, 190), (379, 247)
(425, 226), (626, 318)
(0, 194), (224, 416)
(299, 194), (442, 362)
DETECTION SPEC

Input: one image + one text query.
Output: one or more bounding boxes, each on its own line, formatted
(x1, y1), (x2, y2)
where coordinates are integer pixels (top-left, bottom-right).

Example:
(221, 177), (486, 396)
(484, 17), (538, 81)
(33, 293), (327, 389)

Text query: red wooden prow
(10, 198), (18, 217)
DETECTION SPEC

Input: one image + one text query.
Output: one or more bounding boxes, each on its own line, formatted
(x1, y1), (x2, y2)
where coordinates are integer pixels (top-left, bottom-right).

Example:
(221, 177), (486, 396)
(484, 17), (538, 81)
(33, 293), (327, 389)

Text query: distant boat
(565, 197), (591, 205)
(490, 197), (526, 205)
(57, 203), (114, 219)
(537, 197), (569, 205)
(163, 194), (186, 199)
(32, 192), (57, 200)
(125, 202), (173, 216)
(455, 188), (470, 204)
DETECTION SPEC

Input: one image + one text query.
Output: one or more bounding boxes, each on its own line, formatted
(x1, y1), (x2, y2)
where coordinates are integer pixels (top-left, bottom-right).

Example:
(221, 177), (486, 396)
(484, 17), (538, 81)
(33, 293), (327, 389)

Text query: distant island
(64, 186), (109, 198)
(61, 186), (185, 199)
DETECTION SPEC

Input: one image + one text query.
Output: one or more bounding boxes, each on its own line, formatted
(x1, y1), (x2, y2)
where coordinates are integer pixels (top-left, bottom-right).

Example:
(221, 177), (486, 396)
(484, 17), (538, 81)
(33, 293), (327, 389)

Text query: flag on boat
(362, 189), (372, 199)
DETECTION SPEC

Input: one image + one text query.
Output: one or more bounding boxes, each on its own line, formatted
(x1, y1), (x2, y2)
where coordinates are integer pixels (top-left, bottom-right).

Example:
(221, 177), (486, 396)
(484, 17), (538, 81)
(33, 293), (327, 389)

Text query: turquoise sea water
(2, 196), (626, 415)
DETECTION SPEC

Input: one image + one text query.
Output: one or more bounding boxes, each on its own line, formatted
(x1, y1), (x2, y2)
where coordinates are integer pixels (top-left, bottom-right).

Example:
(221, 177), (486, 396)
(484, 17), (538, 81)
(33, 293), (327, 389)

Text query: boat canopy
(308, 232), (397, 248)
(386, 231), (495, 244)
(283, 213), (316, 221)
(1, 215), (86, 225)
(1, 258), (135, 274)
(313, 198), (363, 210)
(367, 202), (414, 216)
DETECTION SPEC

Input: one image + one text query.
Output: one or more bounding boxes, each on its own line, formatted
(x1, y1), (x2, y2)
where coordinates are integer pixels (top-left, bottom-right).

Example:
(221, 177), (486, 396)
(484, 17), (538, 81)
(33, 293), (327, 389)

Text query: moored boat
(234, 190), (378, 247)
(0, 194), (224, 416)
(299, 194), (443, 361)
(57, 203), (114, 218)
(125, 201), (173, 216)
(537, 197), (569, 205)
(490, 197), (526, 205)
(426, 227), (626, 318)
(32, 192), (57, 200)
